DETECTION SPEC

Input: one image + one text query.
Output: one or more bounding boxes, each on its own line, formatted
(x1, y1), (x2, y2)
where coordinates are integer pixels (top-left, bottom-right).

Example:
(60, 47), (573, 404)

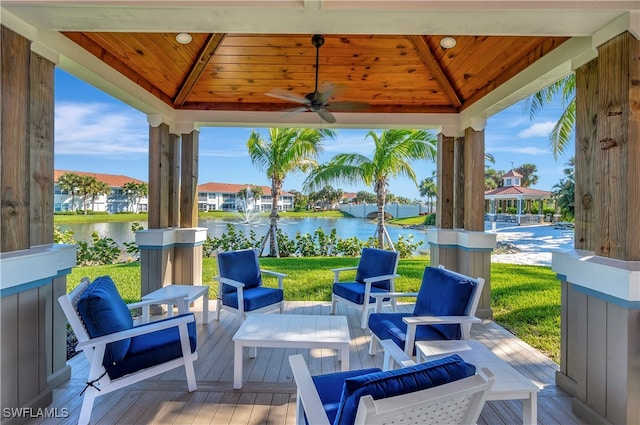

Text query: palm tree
(521, 74), (575, 159)
(247, 127), (335, 257)
(304, 129), (437, 249)
(88, 179), (111, 212)
(77, 175), (98, 214)
(122, 181), (148, 213)
(514, 163), (539, 187)
(419, 171), (437, 213)
(57, 172), (81, 212)
(552, 157), (575, 219)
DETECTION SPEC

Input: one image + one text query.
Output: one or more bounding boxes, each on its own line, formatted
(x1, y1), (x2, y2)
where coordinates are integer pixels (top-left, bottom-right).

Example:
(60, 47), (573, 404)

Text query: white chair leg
(360, 305), (368, 329)
(216, 298), (221, 321)
(78, 388), (98, 425)
(368, 334), (378, 355)
(279, 301), (284, 314)
(330, 294), (337, 315)
(178, 324), (197, 392)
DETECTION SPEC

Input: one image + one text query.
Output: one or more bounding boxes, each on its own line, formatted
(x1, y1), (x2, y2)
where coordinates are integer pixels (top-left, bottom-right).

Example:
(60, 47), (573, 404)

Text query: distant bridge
(339, 203), (431, 219)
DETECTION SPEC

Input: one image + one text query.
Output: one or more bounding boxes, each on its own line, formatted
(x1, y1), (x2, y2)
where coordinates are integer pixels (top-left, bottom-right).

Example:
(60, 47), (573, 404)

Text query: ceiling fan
(267, 34), (361, 124)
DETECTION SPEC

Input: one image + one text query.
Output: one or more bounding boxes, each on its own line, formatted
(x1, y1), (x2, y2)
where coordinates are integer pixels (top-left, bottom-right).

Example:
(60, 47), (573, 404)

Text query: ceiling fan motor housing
(311, 34), (325, 48)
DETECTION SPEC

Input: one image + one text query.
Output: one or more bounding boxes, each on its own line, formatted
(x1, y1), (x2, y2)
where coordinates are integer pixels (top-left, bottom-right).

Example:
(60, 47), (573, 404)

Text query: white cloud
(517, 121), (555, 138)
(55, 102), (148, 156)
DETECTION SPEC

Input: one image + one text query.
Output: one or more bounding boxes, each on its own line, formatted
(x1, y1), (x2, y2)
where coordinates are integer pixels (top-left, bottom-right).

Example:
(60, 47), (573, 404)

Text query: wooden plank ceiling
(62, 32), (568, 115)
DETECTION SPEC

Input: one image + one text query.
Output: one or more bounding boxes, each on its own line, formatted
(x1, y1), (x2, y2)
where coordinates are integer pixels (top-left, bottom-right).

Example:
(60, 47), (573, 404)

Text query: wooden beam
(148, 123), (170, 229)
(168, 133), (181, 228)
(409, 35), (462, 109)
(596, 32), (640, 261)
(174, 33), (226, 106)
(180, 131), (199, 228)
(436, 134), (454, 229)
(574, 58), (598, 252)
(1, 26), (31, 252)
(29, 53), (55, 246)
(453, 136), (465, 229)
(463, 127), (485, 231)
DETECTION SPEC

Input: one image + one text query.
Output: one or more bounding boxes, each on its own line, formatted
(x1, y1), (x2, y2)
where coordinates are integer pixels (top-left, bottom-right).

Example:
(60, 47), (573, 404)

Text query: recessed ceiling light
(440, 36), (457, 49)
(176, 33), (192, 44)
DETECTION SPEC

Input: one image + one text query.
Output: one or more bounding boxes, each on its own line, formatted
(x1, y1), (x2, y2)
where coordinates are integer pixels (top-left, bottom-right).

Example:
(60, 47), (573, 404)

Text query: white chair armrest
(380, 339), (416, 370)
(76, 313), (195, 352)
(403, 316), (481, 326)
(261, 269), (287, 289)
(127, 296), (186, 310)
(369, 291), (419, 300)
(331, 266), (358, 282)
(214, 276), (246, 289)
(289, 354), (331, 425)
(362, 274), (401, 284)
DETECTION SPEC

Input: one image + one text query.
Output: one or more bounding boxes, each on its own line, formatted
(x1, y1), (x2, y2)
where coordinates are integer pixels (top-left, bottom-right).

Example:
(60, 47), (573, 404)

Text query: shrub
(424, 213), (436, 226)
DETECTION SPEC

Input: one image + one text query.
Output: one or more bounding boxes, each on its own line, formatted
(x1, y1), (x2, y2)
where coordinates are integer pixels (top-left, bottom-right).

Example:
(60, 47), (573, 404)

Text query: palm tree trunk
(267, 178), (282, 257)
(376, 185), (385, 249)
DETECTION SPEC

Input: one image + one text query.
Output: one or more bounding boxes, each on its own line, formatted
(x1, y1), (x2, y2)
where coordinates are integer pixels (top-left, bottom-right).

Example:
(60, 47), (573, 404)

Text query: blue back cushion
(355, 248), (398, 290)
(217, 249), (262, 294)
(76, 276), (133, 364)
(413, 267), (477, 340)
(334, 354), (476, 425)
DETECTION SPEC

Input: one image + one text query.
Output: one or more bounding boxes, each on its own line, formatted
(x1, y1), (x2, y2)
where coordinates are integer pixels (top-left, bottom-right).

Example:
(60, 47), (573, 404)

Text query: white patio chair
(59, 276), (198, 425)
(289, 340), (494, 425)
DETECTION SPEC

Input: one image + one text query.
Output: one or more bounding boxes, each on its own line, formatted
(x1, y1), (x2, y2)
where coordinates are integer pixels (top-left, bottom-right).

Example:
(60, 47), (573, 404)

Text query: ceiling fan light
(176, 33), (192, 44)
(440, 36), (457, 49)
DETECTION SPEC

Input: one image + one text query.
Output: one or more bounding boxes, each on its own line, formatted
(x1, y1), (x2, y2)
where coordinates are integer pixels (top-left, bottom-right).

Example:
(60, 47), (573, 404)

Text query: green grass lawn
(67, 256), (561, 363)
(388, 216), (428, 226)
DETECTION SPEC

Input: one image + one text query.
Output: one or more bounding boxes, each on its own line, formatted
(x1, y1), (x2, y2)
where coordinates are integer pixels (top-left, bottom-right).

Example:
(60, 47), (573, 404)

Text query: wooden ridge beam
(409, 35), (462, 110)
(174, 33), (226, 106)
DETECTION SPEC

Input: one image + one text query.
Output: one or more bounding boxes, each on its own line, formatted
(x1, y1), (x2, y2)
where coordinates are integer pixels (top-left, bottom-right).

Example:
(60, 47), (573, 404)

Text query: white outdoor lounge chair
(289, 340), (494, 425)
(59, 276), (198, 425)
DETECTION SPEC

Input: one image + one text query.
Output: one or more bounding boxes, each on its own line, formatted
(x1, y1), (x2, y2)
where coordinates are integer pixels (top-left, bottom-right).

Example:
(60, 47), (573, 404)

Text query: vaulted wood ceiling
(62, 32), (568, 116)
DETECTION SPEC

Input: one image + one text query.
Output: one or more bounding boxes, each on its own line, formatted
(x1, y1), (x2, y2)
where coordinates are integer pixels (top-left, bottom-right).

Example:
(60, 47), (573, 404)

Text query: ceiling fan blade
(316, 108), (336, 124)
(266, 88), (310, 105)
(281, 106), (309, 118)
(316, 82), (335, 104)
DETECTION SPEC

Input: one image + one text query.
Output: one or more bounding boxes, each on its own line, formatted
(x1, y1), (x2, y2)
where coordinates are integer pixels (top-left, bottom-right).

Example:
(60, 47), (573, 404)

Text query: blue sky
(54, 69), (574, 199)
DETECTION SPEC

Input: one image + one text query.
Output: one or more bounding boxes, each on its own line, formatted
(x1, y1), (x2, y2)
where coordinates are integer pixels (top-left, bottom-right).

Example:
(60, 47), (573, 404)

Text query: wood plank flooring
(29, 301), (585, 425)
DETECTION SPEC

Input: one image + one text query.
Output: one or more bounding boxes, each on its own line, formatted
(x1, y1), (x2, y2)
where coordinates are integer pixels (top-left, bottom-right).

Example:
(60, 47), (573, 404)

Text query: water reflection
(58, 217), (429, 247)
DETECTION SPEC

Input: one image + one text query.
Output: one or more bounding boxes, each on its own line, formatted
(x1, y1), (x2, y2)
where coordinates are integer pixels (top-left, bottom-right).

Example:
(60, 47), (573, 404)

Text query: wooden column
(595, 31), (639, 261)
(180, 130), (199, 228)
(436, 133), (454, 229)
(555, 31), (640, 425)
(168, 133), (181, 228)
(148, 123), (170, 229)
(463, 127), (485, 231)
(1, 25), (30, 252)
(453, 136), (465, 229)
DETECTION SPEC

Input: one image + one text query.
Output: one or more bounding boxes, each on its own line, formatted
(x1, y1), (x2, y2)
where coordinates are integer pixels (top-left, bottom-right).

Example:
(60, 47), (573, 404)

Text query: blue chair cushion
(311, 368), (381, 425)
(217, 249), (262, 294)
(413, 267), (477, 340)
(77, 276), (133, 365)
(354, 248), (398, 290)
(334, 354), (476, 425)
(105, 313), (197, 380)
(367, 312), (449, 355)
(333, 283), (391, 305)
(221, 286), (283, 312)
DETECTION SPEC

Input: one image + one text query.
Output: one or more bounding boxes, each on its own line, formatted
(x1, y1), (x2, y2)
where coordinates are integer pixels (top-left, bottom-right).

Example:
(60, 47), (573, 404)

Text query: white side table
(141, 285), (210, 324)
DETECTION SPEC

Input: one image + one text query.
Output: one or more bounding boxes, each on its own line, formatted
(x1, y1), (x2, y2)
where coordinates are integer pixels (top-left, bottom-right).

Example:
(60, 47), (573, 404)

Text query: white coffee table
(416, 339), (540, 425)
(141, 284), (209, 324)
(232, 314), (350, 389)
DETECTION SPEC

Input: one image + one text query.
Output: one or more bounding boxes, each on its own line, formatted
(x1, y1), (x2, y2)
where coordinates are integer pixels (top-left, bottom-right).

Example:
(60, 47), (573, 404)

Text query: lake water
(58, 216), (430, 248)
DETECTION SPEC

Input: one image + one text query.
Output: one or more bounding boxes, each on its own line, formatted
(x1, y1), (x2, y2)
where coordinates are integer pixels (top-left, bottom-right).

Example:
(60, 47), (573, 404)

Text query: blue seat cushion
(311, 368), (381, 425)
(368, 312), (449, 354)
(221, 286), (283, 312)
(334, 354), (476, 425)
(105, 313), (197, 380)
(217, 249), (262, 294)
(355, 248), (398, 290)
(413, 267), (477, 340)
(76, 276), (133, 365)
(332, 282), (391, 305)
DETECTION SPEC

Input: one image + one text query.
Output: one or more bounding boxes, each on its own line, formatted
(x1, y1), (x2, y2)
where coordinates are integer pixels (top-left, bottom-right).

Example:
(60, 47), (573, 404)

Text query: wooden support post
(180, 130), (199, 228)
(436, 134), (454, 229)
(453, 136), (465, 229)
(595, 31), (640, 261)
(168, 133), (181, 228)
(148, 123), (170, 229)
(463, 127), (485, 231)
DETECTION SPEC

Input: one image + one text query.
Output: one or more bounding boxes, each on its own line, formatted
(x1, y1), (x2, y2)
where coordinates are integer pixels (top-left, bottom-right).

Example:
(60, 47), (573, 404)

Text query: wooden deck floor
(31, 301), (585, 425)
